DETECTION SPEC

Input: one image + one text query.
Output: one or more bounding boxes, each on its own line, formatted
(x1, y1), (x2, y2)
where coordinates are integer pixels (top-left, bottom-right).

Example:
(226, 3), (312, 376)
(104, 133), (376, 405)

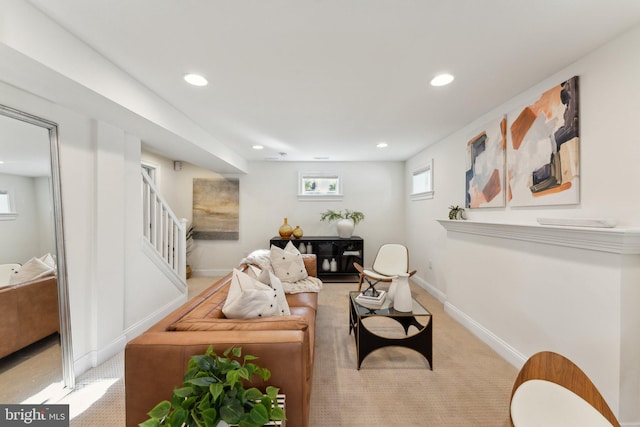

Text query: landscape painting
(465, 116), (506, 208)
(507, 76), (580, 206)
(192, 177), (239, 240)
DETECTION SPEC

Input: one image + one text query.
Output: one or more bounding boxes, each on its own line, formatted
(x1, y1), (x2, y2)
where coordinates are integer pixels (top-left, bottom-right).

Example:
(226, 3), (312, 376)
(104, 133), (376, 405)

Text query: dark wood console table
(269, 236), (363, 282)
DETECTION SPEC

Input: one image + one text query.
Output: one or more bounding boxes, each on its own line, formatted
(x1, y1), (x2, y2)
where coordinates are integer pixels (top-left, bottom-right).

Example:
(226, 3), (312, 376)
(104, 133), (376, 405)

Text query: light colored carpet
(310, 283), (517, 426)
(0, 334), (62, 404)
(14, 279), (517, 426)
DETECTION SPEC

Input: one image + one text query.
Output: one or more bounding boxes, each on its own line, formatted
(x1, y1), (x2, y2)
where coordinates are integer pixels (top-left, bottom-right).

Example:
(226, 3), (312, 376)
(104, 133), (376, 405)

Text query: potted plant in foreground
(320, 209), (365, 238)
(140, 346), (286, 427)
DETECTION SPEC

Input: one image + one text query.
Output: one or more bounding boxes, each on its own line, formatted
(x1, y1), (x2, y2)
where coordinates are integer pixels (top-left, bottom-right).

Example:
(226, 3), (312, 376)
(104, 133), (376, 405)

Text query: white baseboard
(412, 274), (525, 369)
(72, 336), (128, 378)
(412, 275), (447, 304)
(444, 301), (526, 369)
(124, 294), (187, 342)
(73, 294), (187, 378)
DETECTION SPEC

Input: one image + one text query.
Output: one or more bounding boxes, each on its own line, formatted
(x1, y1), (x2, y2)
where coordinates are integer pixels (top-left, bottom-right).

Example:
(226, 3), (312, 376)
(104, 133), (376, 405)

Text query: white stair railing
(141, 169), (187, 284)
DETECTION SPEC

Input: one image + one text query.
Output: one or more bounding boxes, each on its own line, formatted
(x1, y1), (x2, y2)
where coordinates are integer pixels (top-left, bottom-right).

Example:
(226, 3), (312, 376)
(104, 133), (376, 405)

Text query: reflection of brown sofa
(0, 276), (60, 359)
(125, 255), (318, 427)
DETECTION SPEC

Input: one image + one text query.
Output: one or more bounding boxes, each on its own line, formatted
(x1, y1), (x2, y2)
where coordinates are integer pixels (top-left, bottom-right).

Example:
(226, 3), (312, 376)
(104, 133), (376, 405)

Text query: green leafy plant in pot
(140, 346), (286, 427)
(320, 209), (365, 238)
(448, 205), (466, 220)
(185, 224), (196, 279)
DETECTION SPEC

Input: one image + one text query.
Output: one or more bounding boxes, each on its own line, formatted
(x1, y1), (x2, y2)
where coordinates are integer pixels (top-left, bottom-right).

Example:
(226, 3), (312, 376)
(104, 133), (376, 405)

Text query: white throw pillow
(246, 265), (271, 285)
(10, 257), (55, 284)
(270, 241), (308, 283)
(40, 253), (56, 269)
(269, 272), (291, 316)
(222, 269), (280, 319)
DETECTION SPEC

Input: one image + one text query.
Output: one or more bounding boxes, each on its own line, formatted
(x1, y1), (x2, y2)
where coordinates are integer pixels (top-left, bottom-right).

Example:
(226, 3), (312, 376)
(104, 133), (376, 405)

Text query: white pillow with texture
(270, 241), (308, 283)
(269, 272), (291, 316)
(222, 269), (280, 319)
(246, 265), (271, 285)
(40, 253), (56, 269)
(10, 257), (55, 284)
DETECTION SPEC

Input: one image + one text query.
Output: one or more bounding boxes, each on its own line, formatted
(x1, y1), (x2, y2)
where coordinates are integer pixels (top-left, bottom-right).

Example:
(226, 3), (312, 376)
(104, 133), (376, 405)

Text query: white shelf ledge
(437, 219), (640, 254)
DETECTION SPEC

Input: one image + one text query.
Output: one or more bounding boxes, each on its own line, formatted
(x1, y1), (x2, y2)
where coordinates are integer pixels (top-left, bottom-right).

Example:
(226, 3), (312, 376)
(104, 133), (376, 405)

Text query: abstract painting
(192, 177), (239, 240)
(507, 76), (579, 206)
(465, 116), (506, 208)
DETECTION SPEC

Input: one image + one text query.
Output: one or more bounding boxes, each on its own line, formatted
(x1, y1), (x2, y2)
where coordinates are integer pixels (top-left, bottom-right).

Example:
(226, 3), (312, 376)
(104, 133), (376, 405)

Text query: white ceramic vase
(387, 276), (398, 302)
(336, 218), (355, 238)
(392, 273), (412, 312)
(322, 259), (330, 271)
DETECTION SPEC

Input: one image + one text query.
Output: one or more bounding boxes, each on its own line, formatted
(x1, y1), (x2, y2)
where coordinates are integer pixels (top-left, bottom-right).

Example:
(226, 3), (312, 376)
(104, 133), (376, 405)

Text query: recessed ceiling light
(430, 73), (454, 87)
(252, 145), (264, 150)
(313, 156), (330, 160)
(184, 73), (208, 86)
(377, 142), (388, 148)
(0, 160), (4, 164)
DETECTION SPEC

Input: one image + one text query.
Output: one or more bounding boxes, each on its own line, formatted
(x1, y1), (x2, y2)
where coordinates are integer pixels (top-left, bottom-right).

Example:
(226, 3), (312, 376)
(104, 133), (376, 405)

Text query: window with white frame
(0, 189), (17, 219)
(298, 172), (342, 200)
(411, 160), (434, 200)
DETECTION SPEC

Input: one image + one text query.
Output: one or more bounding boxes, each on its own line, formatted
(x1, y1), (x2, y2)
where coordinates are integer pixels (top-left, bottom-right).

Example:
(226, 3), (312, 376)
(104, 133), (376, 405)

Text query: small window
(411, 160), (434, 200)
(0, 190), (17, 220)
(298, 172), (343, 200)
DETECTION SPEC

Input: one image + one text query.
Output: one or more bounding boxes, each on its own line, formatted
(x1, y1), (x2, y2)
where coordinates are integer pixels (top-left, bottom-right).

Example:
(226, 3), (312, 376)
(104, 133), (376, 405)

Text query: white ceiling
(23, 0), (640, 163)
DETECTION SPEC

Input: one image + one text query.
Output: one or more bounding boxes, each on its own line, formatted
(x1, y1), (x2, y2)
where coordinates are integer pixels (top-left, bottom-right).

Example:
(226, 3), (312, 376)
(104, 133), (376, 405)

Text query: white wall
(141, 156), (405, 274)
(0, 173), (46, 264)
(34, 176), (55, 256)
(405, 24), (640, 424)
(0, 81), (185, 374)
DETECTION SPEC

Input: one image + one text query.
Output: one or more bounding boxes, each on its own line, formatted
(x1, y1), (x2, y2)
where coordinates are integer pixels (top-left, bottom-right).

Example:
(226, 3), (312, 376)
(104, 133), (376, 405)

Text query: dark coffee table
(349, 291), (433, 370)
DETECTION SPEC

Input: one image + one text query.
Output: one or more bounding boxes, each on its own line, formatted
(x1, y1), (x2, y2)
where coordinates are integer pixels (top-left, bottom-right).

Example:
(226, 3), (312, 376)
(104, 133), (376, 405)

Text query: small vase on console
(279, 217), (293, 239)
(292, 225), (303, 239)
(392, 273), (412, 312)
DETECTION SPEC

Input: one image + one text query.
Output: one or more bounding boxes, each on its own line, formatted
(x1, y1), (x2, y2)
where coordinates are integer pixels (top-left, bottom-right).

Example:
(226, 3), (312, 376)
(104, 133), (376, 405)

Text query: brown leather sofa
(0, 276), (60, 359)
(125, 254), (318, 427)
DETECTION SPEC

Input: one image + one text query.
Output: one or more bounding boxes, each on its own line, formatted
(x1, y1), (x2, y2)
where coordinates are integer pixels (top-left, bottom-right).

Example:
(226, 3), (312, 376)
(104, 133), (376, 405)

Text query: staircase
(141, 169), (187, 291)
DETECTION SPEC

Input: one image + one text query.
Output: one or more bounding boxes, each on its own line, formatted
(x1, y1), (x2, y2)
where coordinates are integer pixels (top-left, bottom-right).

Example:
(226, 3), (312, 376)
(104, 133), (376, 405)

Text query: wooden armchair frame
(510, 351), (620, 427)
(353, 243), (416, 293)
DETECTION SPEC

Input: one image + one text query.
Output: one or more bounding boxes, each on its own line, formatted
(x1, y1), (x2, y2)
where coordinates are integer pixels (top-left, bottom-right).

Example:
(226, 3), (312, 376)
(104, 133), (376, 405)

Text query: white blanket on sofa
(240, 249), (323, 294)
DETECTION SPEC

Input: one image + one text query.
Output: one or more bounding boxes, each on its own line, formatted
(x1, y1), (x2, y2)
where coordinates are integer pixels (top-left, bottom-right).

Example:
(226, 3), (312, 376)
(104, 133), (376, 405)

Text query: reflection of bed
(0, 263), (21, 286)
(0, 276), (60, 359)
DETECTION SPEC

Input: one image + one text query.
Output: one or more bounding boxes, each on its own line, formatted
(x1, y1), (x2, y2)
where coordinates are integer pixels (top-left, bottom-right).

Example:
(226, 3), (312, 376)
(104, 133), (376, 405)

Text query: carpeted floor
(310, 282), (517, 426)
(12, 279), (518, 426)
(0, 334), (63, 404)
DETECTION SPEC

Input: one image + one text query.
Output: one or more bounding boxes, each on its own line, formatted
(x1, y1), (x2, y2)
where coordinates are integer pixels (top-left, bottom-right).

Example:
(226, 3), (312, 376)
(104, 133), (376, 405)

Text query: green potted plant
(185, 224), (195, 279)
(140, 346), (286, 427)
(448, 205), (466, 220)
(320, 209), (365, 238)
